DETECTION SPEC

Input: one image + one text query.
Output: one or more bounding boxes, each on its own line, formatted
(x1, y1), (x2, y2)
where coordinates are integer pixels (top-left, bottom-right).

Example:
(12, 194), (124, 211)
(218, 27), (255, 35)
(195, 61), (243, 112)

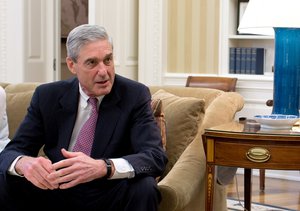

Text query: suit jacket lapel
(55, 81), (79, 153)
(91, 86), (121, 158)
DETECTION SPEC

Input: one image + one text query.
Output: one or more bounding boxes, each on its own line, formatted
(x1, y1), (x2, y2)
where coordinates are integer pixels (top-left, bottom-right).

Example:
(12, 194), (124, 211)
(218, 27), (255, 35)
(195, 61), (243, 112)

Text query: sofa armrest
(201, 92), (244, 132)
(158, 137), (206, 211)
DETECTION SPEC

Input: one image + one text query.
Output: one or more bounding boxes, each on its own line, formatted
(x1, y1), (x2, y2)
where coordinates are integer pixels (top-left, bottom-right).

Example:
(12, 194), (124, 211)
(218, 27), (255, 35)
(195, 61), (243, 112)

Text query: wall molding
(0, 0), (7, 81)
(138, 0), (164, 86)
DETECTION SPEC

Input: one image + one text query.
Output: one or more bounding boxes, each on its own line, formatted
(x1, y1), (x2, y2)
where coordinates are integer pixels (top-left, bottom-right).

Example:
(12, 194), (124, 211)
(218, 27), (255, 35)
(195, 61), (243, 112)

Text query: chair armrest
(158, 137), (206, 211)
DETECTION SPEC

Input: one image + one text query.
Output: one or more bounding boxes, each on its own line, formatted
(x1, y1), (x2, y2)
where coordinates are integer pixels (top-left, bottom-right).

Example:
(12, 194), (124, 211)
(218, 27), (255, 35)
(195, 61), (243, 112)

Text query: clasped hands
(15, 148), (107, 190)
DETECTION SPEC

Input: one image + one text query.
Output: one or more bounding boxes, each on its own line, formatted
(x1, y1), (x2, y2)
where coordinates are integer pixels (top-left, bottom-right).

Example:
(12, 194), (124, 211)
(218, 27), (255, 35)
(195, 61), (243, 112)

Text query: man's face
(66, 39), (115, 97)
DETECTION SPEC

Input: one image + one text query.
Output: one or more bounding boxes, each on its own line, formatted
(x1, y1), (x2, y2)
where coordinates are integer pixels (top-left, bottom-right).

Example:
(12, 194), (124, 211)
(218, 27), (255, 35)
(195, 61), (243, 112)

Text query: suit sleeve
(122, 86), (168, 178)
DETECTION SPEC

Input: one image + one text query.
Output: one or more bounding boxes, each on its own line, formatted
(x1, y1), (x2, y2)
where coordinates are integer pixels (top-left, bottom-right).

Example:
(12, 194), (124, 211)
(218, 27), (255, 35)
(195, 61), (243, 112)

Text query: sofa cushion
(149, 86), (222, 109)
(152, 89), (205, 176)
(6, 91), (34, 139)
(4, 82), (40, 93)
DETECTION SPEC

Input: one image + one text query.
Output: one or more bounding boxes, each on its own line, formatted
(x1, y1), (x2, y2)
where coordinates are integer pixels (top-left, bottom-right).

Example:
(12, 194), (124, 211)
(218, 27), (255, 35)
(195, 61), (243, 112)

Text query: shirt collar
(78, 84), (104, 108)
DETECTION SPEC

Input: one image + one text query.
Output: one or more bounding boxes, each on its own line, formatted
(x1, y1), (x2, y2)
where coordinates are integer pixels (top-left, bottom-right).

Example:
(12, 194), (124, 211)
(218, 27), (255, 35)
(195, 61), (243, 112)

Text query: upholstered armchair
(149, 86), (244, 211)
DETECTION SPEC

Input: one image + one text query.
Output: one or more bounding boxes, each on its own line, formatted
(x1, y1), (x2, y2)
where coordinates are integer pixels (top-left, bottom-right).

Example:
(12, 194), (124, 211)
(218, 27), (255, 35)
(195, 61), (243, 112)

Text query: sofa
(0, 82), (244, 211)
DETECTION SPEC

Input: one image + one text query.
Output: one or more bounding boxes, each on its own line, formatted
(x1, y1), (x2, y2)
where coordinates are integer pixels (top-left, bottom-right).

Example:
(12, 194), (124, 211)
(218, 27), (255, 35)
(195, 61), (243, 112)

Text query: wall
(0, 0), (24, 82)
(166, 0), (219, 74)
(138, 0), (220, 86)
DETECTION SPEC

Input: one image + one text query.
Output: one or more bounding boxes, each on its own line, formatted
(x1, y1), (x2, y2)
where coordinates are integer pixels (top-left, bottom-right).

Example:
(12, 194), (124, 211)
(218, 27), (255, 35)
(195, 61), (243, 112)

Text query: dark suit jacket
(0, 75), (167, 180)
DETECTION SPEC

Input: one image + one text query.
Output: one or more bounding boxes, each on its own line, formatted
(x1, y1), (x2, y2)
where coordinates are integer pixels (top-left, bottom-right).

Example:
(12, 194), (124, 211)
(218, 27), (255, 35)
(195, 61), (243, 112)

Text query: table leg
(244, 168), (252, 211)
(206, 164), (215, 211)
(259, 169), (265, 191)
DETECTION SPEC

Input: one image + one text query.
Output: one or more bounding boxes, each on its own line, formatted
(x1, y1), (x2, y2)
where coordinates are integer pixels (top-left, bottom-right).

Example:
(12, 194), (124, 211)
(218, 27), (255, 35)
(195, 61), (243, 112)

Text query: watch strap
(103, 159), (112, 179)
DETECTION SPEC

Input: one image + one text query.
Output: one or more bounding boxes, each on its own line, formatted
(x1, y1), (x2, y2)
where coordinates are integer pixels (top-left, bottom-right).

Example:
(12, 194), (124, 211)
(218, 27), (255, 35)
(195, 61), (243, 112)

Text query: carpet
(227, 198), (297, 211)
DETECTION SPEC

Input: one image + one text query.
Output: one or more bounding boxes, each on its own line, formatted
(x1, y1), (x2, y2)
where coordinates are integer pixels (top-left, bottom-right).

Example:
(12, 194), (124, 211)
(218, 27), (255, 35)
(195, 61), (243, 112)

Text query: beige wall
(1, 0), (219, 83)
(166, 0), (219, 74)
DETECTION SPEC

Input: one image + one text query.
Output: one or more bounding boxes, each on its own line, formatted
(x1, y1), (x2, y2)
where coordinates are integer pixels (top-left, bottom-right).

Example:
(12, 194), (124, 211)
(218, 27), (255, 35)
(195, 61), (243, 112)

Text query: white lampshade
(238, 0), (300, 36)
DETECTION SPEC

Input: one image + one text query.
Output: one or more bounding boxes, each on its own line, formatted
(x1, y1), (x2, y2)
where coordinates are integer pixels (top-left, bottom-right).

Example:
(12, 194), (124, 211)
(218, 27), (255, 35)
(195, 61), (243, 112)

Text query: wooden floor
(227, 174), (300, 210)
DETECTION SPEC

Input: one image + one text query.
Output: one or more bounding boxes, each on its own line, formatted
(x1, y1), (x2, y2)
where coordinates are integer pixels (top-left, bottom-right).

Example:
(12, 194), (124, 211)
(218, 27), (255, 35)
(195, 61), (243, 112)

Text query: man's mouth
(97, 80), (107, 84)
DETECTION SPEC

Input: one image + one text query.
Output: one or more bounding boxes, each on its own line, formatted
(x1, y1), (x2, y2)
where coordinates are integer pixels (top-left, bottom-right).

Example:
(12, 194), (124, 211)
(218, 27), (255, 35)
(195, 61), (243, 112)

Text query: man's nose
(96, 63), (108, 75)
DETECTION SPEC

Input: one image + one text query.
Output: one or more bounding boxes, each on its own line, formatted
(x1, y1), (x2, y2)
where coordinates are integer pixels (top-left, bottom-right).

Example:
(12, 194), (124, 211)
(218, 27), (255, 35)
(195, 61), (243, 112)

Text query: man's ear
(66, 57), (76, 75)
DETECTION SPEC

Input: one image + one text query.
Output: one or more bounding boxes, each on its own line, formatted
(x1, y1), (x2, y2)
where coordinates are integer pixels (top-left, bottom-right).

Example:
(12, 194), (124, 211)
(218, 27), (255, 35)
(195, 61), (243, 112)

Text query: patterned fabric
(73, 97), (98, 155)
(151, 99), (167, 151)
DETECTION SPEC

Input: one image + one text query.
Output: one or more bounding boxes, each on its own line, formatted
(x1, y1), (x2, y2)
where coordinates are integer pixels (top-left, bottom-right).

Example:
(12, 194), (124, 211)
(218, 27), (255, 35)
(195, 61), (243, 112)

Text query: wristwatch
(103, 159), (112, 179)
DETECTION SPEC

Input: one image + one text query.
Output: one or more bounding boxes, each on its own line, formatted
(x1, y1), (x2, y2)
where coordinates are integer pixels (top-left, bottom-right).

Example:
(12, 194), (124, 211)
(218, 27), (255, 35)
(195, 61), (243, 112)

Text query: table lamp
(238, 0), (300, 116)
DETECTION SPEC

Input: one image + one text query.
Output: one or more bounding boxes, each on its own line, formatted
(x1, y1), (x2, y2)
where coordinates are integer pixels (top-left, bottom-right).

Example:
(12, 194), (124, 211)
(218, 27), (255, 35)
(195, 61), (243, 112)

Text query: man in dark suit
(0, 24), (168, 211)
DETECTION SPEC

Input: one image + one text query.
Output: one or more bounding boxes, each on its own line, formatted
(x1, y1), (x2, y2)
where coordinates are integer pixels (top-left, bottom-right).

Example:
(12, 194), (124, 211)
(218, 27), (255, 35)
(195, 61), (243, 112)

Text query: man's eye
(86, 60), (97, 67)
(103, 57), (112, 66)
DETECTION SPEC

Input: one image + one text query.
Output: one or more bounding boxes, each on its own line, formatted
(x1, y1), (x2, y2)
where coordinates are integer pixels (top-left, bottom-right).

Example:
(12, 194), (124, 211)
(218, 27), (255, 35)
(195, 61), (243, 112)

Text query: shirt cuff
(110, 158), (135, 179)
(8, 156), (24, 177)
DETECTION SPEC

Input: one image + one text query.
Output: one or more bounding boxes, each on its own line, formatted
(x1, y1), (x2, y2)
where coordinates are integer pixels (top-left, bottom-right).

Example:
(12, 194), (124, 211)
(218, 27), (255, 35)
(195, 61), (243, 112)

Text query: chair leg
(259, 169), (265, 191)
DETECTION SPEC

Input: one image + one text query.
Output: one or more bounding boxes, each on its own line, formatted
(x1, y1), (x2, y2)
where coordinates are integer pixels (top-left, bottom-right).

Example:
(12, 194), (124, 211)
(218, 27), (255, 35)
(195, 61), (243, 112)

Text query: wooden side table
(202, 121), (300, 211)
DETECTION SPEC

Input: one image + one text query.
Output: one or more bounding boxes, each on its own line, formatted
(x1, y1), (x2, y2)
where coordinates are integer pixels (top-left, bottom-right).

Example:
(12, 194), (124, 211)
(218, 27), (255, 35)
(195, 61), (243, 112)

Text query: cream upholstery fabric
(149, 86), (244, 211)
(152, 89), (205, 177)
(6, 91), (34, 139)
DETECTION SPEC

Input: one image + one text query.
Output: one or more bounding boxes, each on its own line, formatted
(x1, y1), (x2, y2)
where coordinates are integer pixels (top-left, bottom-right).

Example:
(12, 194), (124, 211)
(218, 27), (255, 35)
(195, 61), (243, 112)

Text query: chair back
(185, 76), (237, 92)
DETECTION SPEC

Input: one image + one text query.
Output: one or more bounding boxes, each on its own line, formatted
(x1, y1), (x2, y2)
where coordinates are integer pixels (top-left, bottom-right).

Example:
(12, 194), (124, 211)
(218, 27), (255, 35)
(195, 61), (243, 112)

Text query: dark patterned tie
(73, 97), (98, 155)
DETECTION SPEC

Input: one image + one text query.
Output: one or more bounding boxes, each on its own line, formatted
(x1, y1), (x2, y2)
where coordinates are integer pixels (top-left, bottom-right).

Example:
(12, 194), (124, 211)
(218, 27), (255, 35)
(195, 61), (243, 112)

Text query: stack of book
(229, 47), (265, 75)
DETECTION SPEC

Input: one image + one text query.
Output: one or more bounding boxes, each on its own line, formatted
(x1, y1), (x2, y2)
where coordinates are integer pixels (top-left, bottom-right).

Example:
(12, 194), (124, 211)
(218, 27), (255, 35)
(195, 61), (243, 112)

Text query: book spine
(245, 48), (252, 74)
(250, 48), (265, 75)
(240, 47), (247, 74)
(235, 47), (241, 74)
(229, 47), (236, 74)
(255, 48), (264, 75)
(250, 48), (256, 74)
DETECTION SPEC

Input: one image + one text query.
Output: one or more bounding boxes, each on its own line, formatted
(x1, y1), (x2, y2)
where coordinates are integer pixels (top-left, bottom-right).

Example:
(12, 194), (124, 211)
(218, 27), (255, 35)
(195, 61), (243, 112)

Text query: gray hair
(66, 24), (113, 62)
